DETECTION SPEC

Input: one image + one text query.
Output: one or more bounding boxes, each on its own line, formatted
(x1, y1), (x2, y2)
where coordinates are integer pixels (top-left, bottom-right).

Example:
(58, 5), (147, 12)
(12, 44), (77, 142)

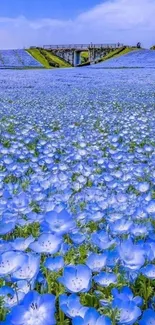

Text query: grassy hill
(81, 51), (89, 64)
(96, 46), (138, 63)
(78, 47), (139, 67)
(27, 48), (71, 69)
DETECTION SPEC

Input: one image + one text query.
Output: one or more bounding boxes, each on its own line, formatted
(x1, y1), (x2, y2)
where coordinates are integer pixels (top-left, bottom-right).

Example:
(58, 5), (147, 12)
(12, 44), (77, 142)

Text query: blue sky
(0, 0), (103, 19)
(0, 0), (155, 49)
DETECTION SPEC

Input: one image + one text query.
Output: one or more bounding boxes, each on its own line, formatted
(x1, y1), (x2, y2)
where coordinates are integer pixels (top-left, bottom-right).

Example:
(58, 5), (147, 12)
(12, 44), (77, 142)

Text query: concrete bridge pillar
(52, 49), (76, 66)
(89, 48), (95, 63)
(74, 51), (81, 66)
(89, 48), (109, 63)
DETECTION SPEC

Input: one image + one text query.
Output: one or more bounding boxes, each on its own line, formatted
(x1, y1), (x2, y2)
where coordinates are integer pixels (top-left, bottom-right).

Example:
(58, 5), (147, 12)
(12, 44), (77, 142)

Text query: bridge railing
(42, 44), (124, 50)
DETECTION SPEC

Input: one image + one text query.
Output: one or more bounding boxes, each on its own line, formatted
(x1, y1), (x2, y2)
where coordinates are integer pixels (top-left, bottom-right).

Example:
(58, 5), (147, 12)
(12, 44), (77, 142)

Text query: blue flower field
(0, 59), (155, 324)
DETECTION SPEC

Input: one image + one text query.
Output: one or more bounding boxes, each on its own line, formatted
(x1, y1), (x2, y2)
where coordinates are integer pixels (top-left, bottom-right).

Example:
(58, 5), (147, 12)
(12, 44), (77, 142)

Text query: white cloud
(0, 0), (155, 49)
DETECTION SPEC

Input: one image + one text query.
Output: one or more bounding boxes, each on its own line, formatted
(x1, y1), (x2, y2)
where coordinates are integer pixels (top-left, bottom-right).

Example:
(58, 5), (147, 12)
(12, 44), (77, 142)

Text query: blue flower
(118, 239), (145, 271)
(44, 256), (64, 272)
(59, 294), (87, 318)
(92, 231), (115, 250)
(141, 264), (155, 279)
(43, 209), (76, 235)
(70, 232), (85, 245)
(11, 236), (34, 251)
(11, 192), (29, 213)
(95, 315), (112, 325)
(29, 233), (62, 254)
(94, 272), (117, 287)
(8, 290), (56, 325)
(110, 219), (133, 235)
(131, 224), (149, 237)
(58, 265), (92, 293)
(0, 286), (24, 308)
(113, 300), (141, 325)
(12, 253), (40, 281)
(137, 182), (150, 193)
(0, 219), (16, 235)
(0, 251), (27, 276)
(86, 253), (107, 272)
(72, 308), (111, 325)
(145, 201), (155, 214)
(106, 249), (119, 267)
(0, 287), (25, 308)
(112, 287), (143, 307)
(139, 309), (155, 325)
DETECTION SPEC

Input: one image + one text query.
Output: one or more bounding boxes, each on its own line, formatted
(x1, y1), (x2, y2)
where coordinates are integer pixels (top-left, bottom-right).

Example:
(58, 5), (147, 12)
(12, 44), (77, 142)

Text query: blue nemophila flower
(43, 209), (76, 235)
(0, 285), (14, 297)
(29, 233), (62, 254)
(72, 307), (111, 325)
(116, 192), (128, 203)
(133, 207), (148, 221)
(106, 249), (119, 267)
(145, 241), (155, 261)
(0, 286), (24, 308)
(0, 251), (27, 276)
(86, 253), (107, 272)
(113, 300), (141, 325)
(0, 286), (25, 308)
(118, 301), (141, 325)
(59, 294), (87, 318)
(112, 286), (143, 307)
(130, 224), (149, 237)
(141, 264), (155, 279)
(92, 231), (115, 250)
(60, 242), (71, 255)
(10, 236), (35, 251)
(118, 239), (145, 270)
(11, 192), (30, 213)
(8, 290), (56, 325)
(139, 309), (155, 325)
(58, 265), (92, 293)
(44, 256), (64, 272)
(16, 279), (33, 295)
(94, 272), (117, 287)
(88, 210), (103, 222)
(136, 182), (150, 193)
(70, 232), (85, 245)
(110, 218), (133, 235)
(0, 219), (16, 235)
(145, 200), (155, 214)
(12, 253), (40, 281)
(26, 211), (43, 223)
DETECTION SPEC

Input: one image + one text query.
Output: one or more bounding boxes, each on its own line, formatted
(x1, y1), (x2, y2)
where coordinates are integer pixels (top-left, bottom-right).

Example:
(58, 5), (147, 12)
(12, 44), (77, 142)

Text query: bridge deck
(41, 44), (123, 51)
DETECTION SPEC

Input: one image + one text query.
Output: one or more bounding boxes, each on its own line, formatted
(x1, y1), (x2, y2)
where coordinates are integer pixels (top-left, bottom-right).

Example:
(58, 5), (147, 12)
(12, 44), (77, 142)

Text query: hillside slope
(91, 49), (155, 68)
(77, 48), (133, 67)
(0, 49), (43, 68)
(27, 48), (71, 69)
(96, 47), (138, 63)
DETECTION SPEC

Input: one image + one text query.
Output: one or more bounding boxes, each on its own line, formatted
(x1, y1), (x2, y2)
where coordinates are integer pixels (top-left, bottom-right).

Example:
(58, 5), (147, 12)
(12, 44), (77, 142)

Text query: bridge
(31, 43), (124, 66)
